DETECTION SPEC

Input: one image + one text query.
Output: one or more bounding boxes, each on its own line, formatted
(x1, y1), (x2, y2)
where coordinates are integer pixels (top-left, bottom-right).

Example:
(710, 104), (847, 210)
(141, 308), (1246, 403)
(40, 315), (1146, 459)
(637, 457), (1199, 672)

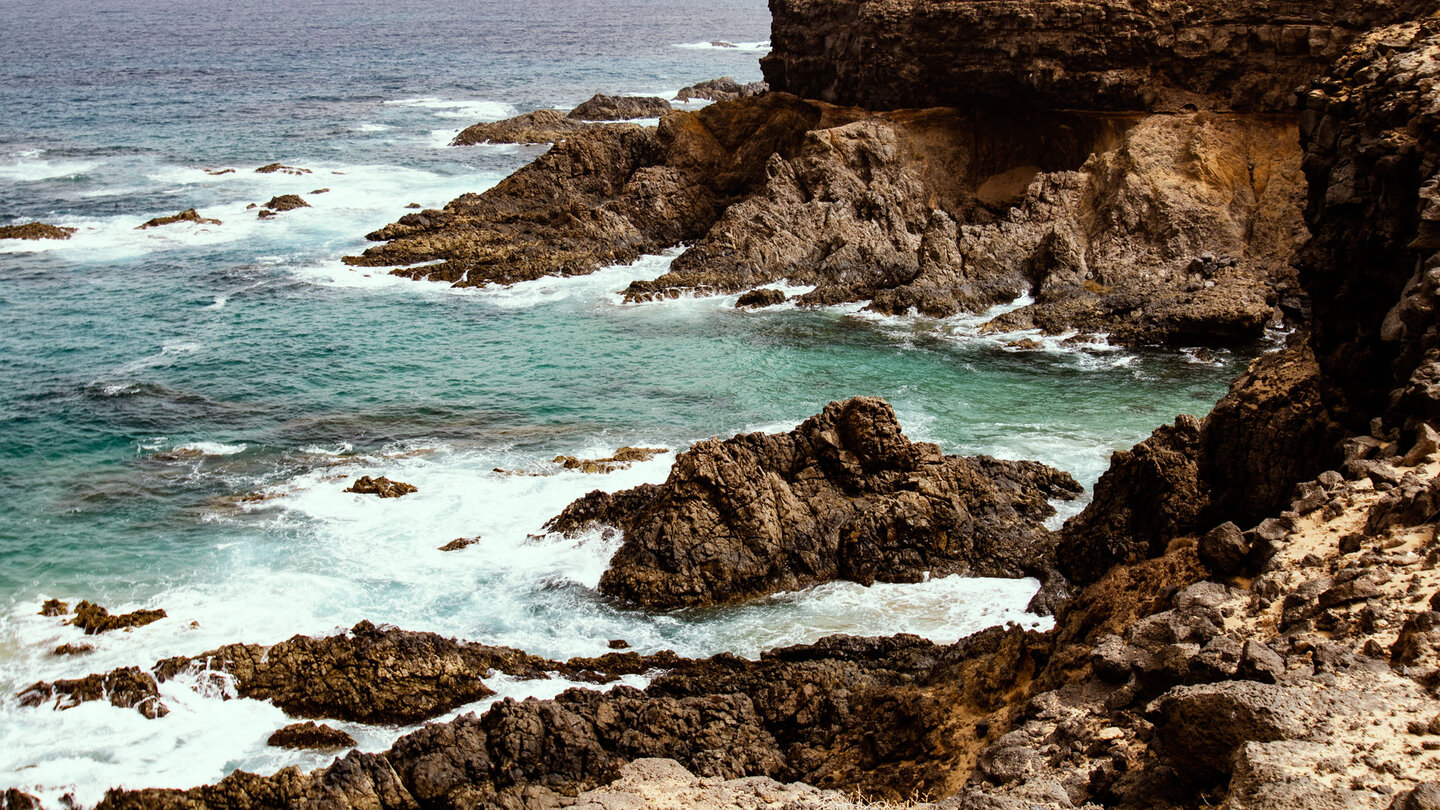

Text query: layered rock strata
(547, 397), (1081, 609)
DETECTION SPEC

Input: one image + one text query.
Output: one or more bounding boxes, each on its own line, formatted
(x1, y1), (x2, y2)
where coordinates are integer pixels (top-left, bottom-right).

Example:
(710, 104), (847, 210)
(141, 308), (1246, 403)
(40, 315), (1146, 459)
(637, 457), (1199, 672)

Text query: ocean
(0, 0), (1254, 803)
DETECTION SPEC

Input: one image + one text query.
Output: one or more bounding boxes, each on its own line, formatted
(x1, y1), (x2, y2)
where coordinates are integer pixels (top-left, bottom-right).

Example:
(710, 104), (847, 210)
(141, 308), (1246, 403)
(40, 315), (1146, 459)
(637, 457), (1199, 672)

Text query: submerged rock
(547, 397), (1080, 609)
(438, 535), (481, 551)
(254, 163), (310, 175)
(18, 666), (166, 719)
(344, 475), (417, 498)
(69, 600), (166, 634)
(267, 722), (357, 750)
(136, 208), (221, 229)
(553, 446), (666, 474)
(0, 222), (75, 240)
(568, 93), (672, 121)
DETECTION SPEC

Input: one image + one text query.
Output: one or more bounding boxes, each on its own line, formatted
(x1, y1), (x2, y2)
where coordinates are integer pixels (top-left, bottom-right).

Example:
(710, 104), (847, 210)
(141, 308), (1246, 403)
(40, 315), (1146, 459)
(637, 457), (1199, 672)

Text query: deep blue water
(0, 0), (1255, 802)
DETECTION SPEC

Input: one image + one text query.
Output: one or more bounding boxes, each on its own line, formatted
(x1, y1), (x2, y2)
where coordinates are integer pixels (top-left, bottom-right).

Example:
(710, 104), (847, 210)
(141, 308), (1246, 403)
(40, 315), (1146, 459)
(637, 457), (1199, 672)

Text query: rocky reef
(547, 397), (1080, 609)
(0, 222), (74, 240)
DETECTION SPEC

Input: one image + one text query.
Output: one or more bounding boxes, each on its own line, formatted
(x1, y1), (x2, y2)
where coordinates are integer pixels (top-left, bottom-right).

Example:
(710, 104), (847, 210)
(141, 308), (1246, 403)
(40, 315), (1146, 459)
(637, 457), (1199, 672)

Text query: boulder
(546, 397), (1080, 608)
(735, 288), (787, 308)
(674, 77), (767, 102)
(260, 194), (309, 213)
(1147, 681), (1312, 773)
(17, 666), (166, 719)
(39, 598), (68, 616)
(1197, 521), (1250, 574)
(438, 536), (481, 551)
(255, 163), (310, 175)
(568, 94), (672, 121)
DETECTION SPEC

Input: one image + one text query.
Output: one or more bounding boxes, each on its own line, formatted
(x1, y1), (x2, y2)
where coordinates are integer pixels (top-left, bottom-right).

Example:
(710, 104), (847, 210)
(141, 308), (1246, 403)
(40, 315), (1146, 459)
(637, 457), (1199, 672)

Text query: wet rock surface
(675, 77), (768, 102)
(258, 194), (309, 214)
(267, 722), (357, 750)
(136, 208), (221, 229)
(547, 397), (1080, 609)
(344, 475), (417, 498)
(552, 446), (666, 474)
(69, 600), (167, 634)
(254, 163), (309, 175)
(0, 222), (75, 240)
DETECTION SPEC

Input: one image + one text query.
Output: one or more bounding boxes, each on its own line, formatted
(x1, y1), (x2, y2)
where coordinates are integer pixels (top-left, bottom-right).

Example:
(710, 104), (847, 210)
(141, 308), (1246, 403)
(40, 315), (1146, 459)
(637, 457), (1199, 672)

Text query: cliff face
(763, 0), (1429, 113)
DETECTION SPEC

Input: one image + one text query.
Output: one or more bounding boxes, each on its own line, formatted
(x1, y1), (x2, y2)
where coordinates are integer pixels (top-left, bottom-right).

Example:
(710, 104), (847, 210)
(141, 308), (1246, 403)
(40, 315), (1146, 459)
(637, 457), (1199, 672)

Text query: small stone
(608, 639), (631, 650)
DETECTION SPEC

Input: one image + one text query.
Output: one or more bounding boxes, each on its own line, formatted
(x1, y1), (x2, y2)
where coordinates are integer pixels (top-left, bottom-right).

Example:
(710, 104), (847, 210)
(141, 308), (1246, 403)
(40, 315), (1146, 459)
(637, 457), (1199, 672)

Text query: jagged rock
(1237, 640), (1287, 683)
(1392, 783), (1440, 810)
(136, 208), (221, 229)
(438, 536), (481, 551)
(568, 94), (672, 121)
(608, 639), (631, 650)
(39, 598), (68, 616)
(547, 397), (1080, 609)
(764, 0), (1422, 113)
(452, 109), (593, 145)
(152, 620), (550, 724)
(1393, 612), (1440, 672)
(17, 666), (167, 719)
(674, 77), (766, 102)
(735, 288), (787, 308)
(260, 194), (309, 213)
(267, 722), (357, 750)
(553, 446), (666, 474)
(255, 163), (310, 175)
(344, 476), (417, 498)
(0, 222), (75, 240)
(1367, 476), (1440, 534)
(1147, 681), (1312, 773)
(70, 600), (166, 634)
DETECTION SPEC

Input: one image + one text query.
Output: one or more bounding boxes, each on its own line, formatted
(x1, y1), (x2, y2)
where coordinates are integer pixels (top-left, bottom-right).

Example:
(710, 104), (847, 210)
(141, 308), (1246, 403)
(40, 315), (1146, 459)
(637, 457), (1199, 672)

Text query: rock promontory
(546, 397), (1080, 609)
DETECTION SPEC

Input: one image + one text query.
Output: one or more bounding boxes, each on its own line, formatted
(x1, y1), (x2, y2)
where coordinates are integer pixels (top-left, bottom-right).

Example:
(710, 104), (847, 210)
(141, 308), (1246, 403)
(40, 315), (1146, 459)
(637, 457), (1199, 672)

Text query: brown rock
(438, 536), (481, 551)
(39, 598), (68, 616)
(0, 222), (75, 240)
(310, 188), (330, 194)
(255, 163), (310, 175)
(18, 666), (167, 718)
(267, 722), (357, 750)
(451, 109), (593, 145)
(204, 168), (235, 175)
(70, 600), (166, 634)
(344, 475), (417, 498)
(136, 208), (221, 229)
(547, 397), (1080, 608)
(735, 288), (787, 308)
(261, 194), (309, 212)
(674, 77), (767, 102)
(568, 94), (672, 121)
(52, 643), (94, 656)
(553, 446), (666, 474)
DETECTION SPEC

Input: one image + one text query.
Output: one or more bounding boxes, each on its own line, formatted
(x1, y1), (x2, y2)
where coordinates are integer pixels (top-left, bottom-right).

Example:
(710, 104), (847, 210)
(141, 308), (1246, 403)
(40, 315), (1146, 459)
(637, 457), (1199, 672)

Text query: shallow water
(0, 0), (1255, 803)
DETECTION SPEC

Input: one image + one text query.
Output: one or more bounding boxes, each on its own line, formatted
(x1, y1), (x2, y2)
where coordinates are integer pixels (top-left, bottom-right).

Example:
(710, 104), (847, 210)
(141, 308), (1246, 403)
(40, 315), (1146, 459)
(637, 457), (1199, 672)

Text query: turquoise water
(0, 0), (1254, 802)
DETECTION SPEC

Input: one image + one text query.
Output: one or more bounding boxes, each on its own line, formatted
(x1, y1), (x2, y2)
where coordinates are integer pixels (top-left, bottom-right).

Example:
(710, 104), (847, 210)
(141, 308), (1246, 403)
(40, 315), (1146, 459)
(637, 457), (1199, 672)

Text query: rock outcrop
(546, 397), (1080, 609)
(762, 0), (1432, 113)
(452, 109), (593, 145)
(136, 209), (221, 229)
(675, 77), (768, 102)
(568, 94), (672, 121)
(267, 722), (357, 750)
(0, 222), (75, 240)
(344, 476), (417, 498)
(552, 446), (666, 474)
(69, 600), (166, 634)
(254, 163), (310, 175)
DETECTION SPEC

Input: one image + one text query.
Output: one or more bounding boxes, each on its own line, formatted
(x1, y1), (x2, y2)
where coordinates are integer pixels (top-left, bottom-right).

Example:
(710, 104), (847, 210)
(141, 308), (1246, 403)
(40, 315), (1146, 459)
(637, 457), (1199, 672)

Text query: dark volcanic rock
(70, 600), (166, 634)
(268, 722), (357, 750)
(344, 476), (417, 498)
(568, 94), (672, 121)
(452, 109), (593, 145)
(0, 222), (75, 240)
(1060, 343), (1341, 584)
(154, 620), (550, 724)
(18, 666), (167, 719)
(735, 288), (787, 308)
(763, 0), (1428, 113)
(136, 208), (221, 229)
(546, 397), (1080, 609)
